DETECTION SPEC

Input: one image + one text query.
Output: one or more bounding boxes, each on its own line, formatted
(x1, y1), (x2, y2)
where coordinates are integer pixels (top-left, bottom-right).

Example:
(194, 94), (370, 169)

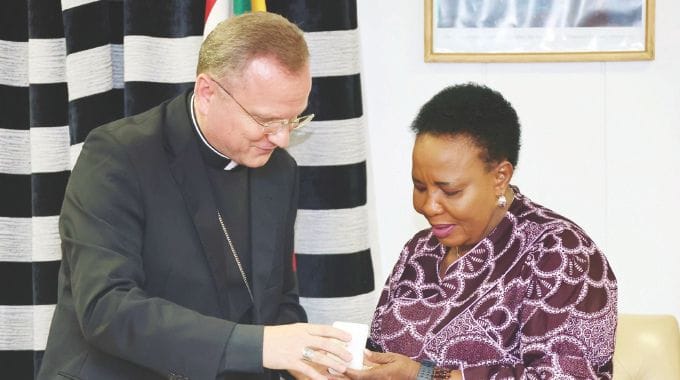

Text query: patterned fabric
(370, 187), (617, 379)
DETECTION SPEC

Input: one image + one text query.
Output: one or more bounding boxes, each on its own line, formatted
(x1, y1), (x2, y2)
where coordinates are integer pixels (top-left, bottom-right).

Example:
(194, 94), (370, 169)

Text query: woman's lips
(431, 224), (454, 239)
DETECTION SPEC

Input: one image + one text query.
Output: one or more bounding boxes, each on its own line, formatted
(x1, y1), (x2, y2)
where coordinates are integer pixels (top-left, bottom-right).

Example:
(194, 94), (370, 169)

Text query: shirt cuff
(219, 324), (264, 374)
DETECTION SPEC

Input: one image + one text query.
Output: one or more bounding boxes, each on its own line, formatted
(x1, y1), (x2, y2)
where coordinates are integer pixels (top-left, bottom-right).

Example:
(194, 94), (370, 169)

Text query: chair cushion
(613, 314), (680, 379)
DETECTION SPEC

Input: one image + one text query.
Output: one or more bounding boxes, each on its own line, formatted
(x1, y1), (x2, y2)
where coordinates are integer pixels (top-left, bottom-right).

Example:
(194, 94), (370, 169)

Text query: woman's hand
(344, 350), (420, 380)
(289, 361), (351, 380)
(263, 323), (352, 380)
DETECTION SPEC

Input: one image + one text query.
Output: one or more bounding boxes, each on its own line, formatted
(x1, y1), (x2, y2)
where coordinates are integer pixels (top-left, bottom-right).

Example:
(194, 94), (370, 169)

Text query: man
(38, 12), (350, 380)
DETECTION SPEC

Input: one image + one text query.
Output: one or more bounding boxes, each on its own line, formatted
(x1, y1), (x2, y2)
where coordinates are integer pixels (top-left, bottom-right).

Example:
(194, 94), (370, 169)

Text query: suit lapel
(164, 92), (237, 317)
(249, 164), (280, 322)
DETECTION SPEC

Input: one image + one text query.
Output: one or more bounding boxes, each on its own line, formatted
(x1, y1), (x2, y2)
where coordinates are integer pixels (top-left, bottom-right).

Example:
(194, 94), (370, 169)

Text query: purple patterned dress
(369, 188), (617, 379)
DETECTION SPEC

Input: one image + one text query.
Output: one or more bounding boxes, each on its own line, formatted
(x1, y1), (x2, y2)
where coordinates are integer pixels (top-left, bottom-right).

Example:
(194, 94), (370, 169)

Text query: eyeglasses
(209, 77), (314, 135)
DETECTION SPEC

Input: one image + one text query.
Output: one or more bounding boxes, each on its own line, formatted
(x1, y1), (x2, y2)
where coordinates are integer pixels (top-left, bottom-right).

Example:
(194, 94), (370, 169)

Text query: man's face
(195, 56), (312, 168)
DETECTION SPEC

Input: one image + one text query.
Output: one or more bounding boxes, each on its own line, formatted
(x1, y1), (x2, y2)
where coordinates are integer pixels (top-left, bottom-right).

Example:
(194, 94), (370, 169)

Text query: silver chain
(216, 210), (254, 303)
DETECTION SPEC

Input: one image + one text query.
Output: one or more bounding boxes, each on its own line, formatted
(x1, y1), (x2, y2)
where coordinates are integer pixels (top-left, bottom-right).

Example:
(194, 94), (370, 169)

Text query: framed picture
(425, 0), (655, 62)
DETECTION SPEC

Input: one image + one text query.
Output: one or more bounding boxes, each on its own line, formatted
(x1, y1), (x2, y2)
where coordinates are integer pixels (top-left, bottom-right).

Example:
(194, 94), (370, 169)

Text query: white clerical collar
(190, 93), (238, 171)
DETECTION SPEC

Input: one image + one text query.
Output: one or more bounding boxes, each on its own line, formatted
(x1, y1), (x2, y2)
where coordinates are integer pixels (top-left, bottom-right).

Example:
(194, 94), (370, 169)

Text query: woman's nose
(422, 192), (443, 215)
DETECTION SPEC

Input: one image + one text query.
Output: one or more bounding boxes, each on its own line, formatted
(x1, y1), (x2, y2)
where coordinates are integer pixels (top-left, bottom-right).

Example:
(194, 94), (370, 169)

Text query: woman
(348, 84), (617, 379)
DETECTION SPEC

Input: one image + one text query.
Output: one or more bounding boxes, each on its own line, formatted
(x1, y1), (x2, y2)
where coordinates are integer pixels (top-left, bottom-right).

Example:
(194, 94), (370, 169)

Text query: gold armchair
(613, 314), (680, 379)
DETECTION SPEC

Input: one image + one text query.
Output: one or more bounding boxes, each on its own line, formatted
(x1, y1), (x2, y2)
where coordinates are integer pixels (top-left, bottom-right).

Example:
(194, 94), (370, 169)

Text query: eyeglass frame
(207, 76), (314, 135)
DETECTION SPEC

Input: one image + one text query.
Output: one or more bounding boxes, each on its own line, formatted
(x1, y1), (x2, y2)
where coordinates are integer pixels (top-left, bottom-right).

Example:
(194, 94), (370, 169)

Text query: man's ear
(193, 74), (215, 116)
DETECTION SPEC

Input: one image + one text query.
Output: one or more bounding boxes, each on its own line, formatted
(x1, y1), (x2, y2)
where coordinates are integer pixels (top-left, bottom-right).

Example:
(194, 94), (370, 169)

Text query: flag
(204, 0), (232, 39)
(204, 0), (268, 39)
(233, 0), (251, 15)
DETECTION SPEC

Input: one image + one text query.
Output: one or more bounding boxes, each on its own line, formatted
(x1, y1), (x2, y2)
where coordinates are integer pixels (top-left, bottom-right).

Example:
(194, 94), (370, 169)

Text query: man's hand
(263, 323), (352, 380)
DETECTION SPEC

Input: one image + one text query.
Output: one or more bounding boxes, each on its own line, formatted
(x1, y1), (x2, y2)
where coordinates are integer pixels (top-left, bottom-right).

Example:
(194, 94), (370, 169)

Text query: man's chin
(241, 152), (274, 168)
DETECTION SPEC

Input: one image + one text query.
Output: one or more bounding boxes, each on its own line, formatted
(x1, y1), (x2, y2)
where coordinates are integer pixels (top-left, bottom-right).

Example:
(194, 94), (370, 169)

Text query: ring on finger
(302, 346), (315, 361)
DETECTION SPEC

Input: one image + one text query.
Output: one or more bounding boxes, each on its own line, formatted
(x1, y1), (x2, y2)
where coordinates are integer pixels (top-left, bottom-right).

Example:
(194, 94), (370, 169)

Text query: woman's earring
(497, 194), (507, 208)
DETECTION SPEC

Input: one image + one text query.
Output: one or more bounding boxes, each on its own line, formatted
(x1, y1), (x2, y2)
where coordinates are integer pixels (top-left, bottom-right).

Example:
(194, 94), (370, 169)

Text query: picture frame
(424, 0), (655, 62)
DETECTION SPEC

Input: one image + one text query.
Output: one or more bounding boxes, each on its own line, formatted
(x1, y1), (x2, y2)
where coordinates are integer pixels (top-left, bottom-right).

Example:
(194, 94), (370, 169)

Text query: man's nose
(266, 128), (291, 148)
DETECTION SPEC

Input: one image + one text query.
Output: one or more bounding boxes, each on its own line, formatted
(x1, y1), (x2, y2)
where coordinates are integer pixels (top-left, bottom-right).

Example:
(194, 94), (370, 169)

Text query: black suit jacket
(38, 91), (306, 380)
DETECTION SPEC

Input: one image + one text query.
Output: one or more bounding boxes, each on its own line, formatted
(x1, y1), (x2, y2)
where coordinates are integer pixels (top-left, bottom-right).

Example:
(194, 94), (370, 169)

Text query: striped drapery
(1, 0), (78, 377)
(0, 0), (374, 378)
(267, 1), (376, 325)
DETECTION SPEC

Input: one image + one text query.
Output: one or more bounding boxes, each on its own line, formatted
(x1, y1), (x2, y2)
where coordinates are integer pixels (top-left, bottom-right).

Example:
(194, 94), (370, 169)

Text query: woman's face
(412, 133), (509, 249)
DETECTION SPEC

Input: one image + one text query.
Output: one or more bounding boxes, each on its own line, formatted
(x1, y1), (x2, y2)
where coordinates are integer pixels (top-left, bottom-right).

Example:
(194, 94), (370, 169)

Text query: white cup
(332, 321), (369, 370)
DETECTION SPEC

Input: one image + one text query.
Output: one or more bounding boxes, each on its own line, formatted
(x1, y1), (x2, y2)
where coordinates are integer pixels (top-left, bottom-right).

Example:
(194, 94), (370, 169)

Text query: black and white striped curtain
(0, 0), (374, 378)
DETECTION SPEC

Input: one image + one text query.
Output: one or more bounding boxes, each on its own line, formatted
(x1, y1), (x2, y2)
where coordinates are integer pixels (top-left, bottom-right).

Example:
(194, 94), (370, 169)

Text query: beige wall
(358, 0), (680, 321)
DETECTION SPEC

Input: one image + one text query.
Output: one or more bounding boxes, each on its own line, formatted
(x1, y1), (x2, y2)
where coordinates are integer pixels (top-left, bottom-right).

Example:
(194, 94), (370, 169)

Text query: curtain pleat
(268, 0), (376, 325)
(0, 0), (374, 377)
(1, 0), (66, 377)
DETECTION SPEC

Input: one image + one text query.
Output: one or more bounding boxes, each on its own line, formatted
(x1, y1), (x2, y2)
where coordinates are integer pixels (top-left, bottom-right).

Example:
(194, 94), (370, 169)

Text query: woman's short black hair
(410, 83), (521, 168)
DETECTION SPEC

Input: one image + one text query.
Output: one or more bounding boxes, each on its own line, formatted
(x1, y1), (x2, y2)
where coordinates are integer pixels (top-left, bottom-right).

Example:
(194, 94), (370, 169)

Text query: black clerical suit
(38, 90), (306, 380)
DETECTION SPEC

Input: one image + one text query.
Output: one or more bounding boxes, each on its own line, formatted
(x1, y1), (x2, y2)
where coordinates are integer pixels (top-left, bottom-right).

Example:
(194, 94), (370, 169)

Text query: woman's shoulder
(512, 189), (614, 280)
(512, 188), (596, 245)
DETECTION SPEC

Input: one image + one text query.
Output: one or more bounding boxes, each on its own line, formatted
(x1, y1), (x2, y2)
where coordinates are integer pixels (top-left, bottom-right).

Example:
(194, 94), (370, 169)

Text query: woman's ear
(494, 161), (514, 193)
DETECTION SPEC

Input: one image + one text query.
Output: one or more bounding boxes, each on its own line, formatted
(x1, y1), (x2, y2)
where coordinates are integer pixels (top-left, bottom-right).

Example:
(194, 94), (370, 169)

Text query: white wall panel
(358, 0), (680, 321)
(604, 0), (680, 319)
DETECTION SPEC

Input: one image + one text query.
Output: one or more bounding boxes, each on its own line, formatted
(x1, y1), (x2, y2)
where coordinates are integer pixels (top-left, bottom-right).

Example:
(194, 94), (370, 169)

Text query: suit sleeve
(61, 127), (252, 379)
